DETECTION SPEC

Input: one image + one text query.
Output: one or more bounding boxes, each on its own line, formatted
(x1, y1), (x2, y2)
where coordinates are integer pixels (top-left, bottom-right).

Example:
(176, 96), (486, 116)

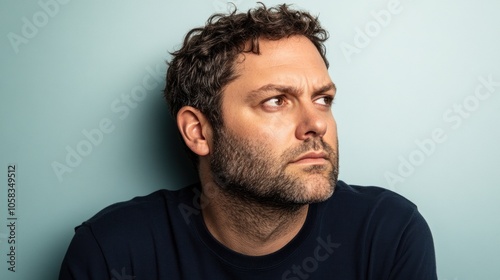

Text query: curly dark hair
(164, 3), (329, 164)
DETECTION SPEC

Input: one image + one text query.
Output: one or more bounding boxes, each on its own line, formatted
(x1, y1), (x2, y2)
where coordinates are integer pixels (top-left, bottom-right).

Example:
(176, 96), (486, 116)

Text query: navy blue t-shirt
(59, 181), (437, 279)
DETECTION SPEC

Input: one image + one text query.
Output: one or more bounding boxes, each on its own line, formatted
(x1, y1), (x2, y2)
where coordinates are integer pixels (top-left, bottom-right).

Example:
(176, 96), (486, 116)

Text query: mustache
(284, 138), (336, 163)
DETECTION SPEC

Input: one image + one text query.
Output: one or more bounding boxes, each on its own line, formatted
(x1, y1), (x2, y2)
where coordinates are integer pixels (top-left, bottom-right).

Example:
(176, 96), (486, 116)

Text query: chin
(296, 179), (336, 204)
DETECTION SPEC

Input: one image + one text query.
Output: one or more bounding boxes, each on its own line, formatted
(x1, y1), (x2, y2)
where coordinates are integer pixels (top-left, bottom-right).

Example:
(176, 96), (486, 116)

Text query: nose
(295, 103), (328, 140)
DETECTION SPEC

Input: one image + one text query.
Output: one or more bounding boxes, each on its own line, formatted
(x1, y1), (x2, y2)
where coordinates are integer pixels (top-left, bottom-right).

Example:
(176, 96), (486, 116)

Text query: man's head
(165, 3), (338, 208)
(165, 3), (329, 144)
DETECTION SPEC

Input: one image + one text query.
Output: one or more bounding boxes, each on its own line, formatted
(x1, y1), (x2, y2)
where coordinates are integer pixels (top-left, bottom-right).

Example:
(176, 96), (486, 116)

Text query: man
(59, 3), (437, 279)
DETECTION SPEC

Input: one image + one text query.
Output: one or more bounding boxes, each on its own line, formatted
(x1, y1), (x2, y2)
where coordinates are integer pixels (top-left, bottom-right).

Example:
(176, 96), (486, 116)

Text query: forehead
(225, 36), (332, 96)
(236, 35), (327, 72)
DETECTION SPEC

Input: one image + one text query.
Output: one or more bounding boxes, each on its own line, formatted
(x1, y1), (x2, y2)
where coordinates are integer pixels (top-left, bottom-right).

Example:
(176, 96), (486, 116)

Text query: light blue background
(1, 0), (499, 279)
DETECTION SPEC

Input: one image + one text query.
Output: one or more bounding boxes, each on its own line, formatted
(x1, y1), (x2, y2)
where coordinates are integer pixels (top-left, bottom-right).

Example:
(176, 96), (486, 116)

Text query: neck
(200, 180), (309, 256)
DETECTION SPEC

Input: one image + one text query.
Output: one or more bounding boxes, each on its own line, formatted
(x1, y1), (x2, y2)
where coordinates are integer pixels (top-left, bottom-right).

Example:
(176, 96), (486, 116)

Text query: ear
(177, 106), (212, 156)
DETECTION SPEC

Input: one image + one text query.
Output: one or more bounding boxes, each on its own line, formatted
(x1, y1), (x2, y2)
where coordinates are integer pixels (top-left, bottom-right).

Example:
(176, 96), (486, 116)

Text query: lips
(291, 152), (329, 164)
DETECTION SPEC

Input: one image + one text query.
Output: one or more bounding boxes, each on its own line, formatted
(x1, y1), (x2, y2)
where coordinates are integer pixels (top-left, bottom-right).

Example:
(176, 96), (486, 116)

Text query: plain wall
(1, 0), (499, 279)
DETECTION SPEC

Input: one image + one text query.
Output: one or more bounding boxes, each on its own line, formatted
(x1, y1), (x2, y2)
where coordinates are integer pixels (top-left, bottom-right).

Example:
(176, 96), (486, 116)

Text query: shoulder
(328, 181), (437, 278)
(60, 186), (200, 278)
(330, 181), (434, 245)
(85, 189), (168, 226)
(78, 185), (197, 241)
(326, 180), (427, 241)
(332, 180), (417, 215)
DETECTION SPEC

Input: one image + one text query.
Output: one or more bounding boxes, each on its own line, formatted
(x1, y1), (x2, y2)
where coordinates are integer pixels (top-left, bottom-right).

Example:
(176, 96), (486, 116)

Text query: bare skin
(177, 35), (338, 256)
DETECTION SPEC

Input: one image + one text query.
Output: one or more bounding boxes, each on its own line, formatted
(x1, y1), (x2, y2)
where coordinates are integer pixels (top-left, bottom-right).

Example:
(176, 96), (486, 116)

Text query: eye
(314, 96), (334, 107)
(262, 96), (287, 109)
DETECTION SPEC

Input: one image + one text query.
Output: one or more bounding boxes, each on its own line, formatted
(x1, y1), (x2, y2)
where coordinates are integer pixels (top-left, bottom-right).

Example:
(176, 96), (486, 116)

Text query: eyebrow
(245, 82), (337, 102)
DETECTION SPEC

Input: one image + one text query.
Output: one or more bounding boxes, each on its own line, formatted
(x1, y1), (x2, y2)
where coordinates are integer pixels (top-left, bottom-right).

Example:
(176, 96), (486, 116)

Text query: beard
(209, 127), (339, 211)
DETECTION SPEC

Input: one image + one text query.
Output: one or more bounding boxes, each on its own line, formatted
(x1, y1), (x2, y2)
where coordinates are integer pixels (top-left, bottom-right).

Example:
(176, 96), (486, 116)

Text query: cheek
(244, 129), (294, 154)
(325, 118), (338, 145)
(327, 117), (337, 133)
(262, 115), (296, 138)
(227, 109), (296, 140)
(230, 120), (296, 159)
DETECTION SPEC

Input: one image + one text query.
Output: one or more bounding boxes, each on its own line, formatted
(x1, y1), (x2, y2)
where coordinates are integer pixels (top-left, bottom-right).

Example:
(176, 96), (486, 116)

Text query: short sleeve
(59, 225), (110, 280)
(388, 210), (437, 280)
